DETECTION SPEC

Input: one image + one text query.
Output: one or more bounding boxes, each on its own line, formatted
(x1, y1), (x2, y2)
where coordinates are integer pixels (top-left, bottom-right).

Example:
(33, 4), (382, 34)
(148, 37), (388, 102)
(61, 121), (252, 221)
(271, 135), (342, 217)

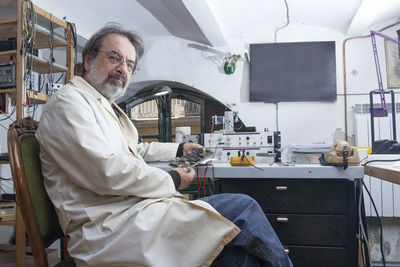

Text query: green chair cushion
(20, 136), (63, 247)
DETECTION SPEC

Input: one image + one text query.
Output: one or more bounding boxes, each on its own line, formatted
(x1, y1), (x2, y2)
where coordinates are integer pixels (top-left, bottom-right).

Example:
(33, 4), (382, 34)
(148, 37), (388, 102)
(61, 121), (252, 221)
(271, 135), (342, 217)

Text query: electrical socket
(51, 83), (63, 92)
(46, 83), (64, 96)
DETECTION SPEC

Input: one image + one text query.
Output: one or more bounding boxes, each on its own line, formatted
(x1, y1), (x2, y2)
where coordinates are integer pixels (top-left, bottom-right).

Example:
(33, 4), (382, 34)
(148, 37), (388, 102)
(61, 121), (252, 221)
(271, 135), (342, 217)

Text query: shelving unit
(0, 1), (75, 266)
(0, 0), (75, 117)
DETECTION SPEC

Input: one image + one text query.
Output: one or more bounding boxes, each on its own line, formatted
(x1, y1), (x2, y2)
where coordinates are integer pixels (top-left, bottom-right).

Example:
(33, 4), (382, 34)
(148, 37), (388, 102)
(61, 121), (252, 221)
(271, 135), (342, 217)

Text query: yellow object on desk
(230, 156), (256, 166)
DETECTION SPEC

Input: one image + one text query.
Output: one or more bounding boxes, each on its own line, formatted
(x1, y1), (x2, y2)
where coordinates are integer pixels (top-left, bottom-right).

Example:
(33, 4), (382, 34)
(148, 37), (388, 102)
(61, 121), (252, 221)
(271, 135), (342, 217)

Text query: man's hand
(175, 167), (195, 190)
(183, 143), (204, 155)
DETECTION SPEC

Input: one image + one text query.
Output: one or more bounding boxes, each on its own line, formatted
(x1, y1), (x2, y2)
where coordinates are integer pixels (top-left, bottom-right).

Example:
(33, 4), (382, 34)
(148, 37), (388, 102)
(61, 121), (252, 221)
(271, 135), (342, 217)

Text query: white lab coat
(36, 76), (240, 267)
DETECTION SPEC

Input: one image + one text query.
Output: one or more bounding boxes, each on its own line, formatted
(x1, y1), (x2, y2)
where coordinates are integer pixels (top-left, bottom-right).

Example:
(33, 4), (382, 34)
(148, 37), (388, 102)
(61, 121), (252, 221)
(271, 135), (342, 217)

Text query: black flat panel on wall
(249, 41), (337, 102)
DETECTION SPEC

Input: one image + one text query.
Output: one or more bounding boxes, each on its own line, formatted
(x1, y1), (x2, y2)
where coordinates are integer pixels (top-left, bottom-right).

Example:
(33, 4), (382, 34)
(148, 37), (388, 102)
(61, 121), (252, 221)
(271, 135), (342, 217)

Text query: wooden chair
(7, 117), (75, 267)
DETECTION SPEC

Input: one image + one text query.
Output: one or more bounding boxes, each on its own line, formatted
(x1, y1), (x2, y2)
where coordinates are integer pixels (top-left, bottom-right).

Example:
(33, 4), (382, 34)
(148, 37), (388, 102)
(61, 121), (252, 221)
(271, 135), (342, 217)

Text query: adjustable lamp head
(152, 85), (172, 97)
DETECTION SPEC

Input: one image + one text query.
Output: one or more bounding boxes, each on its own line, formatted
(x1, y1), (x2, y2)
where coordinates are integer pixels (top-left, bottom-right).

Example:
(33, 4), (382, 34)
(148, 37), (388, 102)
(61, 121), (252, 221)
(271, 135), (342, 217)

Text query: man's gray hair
(81, 23), (144, 75)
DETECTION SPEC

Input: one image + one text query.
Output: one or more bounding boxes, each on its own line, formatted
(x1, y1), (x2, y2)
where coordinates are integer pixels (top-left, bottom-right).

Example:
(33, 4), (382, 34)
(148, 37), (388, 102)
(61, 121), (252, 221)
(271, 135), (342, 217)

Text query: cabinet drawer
(217, 179), (348, 214)
(286, 245), (350, 267)
(267, 214), (348, 246)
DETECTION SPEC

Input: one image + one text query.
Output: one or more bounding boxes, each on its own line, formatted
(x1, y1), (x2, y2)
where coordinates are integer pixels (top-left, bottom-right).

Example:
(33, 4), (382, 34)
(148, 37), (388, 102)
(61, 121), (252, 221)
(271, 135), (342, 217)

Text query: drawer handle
(284, 249), (289, 254)
(276, 186), (287, 191)
(276, 217), (288, 223)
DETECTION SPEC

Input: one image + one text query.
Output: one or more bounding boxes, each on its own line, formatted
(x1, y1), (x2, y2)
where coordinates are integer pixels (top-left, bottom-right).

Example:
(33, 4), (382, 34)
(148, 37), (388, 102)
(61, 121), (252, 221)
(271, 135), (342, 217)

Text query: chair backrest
(7, 117), (64, 267)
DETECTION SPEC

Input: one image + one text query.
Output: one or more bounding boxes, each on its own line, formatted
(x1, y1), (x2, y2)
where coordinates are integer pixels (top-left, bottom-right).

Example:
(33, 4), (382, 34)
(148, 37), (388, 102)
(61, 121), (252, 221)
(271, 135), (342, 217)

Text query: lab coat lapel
(98, 99), (140, 157)
(112, 103), (140, 152)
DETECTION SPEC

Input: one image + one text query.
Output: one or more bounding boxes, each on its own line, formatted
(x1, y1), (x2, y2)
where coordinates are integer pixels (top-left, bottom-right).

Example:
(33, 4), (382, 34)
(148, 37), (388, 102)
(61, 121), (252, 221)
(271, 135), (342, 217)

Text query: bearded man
(36, 24), (292, 267)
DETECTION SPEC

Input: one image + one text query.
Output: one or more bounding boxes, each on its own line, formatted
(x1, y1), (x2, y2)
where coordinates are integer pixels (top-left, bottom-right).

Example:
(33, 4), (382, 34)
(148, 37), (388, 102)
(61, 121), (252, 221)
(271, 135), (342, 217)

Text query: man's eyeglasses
(96, 50), (138, 74)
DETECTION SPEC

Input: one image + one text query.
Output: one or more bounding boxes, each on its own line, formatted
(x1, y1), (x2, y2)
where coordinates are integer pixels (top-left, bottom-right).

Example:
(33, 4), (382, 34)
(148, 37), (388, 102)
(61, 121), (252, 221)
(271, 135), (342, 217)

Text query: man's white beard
(85, 61), (126, 102)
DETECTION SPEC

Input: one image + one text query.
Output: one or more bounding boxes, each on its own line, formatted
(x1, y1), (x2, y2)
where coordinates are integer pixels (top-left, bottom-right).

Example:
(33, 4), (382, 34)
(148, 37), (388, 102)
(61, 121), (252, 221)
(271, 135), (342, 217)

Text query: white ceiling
(1, 0), (400, 46)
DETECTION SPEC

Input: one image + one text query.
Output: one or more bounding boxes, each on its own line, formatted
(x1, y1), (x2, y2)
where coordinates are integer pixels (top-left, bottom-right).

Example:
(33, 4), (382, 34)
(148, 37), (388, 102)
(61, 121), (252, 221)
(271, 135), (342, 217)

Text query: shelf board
(0, 160), (10, 164)
(32, 4), (68, 29)
(26, 90), (49, 104)
(0, 88), (16, 93)
(0, 19), (17, 40)
(0, 219), (15, 225)
(35, 26), (68, 49)
(27, 55), (68, 74)
(0, 18), (17, 25)
(0, 18), (67, 49)
(0, 50), (16, 57)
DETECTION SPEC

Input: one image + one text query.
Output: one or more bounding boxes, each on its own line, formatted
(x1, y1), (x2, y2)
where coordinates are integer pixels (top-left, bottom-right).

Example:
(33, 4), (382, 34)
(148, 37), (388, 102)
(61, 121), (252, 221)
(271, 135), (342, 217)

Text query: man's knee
(231, 193), (261, 210)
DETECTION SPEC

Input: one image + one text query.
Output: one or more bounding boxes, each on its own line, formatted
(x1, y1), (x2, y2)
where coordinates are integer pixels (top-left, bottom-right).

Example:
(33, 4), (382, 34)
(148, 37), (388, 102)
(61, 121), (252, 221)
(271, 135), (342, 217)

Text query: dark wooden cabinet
(215, 178), (359, 267)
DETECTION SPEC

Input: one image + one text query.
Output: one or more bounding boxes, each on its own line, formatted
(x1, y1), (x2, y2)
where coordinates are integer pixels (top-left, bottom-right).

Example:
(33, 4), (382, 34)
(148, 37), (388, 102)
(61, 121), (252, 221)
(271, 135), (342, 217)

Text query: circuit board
(169, 149), (214, 168)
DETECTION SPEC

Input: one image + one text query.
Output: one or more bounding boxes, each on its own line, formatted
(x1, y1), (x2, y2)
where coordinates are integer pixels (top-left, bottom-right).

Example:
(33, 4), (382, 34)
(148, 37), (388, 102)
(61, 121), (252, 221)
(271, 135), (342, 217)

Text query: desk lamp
(152, 85), (172, 142)
(152, 85), (172, 100)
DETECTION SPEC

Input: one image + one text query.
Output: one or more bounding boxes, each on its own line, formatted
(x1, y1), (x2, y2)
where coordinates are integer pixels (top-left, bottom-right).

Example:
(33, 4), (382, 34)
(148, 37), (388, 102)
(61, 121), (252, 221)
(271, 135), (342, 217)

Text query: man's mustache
(107, 72), (126, 85)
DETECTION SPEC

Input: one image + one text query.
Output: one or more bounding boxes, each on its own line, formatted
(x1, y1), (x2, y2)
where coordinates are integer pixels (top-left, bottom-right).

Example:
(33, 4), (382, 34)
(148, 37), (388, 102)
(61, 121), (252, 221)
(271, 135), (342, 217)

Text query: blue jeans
(201, 193), (293, 267)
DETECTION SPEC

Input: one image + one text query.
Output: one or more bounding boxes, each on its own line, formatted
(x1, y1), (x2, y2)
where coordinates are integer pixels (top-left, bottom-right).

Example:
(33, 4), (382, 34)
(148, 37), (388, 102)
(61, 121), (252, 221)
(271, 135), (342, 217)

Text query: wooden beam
(16, 0), (25, 119)
(66, 23), (75, 81)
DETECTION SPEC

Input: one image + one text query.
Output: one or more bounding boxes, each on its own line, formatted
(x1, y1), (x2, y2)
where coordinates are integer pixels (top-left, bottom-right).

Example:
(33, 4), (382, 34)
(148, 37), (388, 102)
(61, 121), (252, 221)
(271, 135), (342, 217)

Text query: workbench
(152, 162), (365, 267)
(364, 163), (400, 185)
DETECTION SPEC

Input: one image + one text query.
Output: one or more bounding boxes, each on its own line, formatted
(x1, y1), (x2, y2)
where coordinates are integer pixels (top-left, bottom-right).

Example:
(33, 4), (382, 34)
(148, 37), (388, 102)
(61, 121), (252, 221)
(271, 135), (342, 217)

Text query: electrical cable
(196, 166), (200, 199)
(207, 162), (214, 196)
(274, 0), (290, 43)
(358, 180), (372, 267)
(48, 18), (55, 96)
(64, 20), (78, 65)
(0, 187), (9, 194)
(241, 149), (264, 171)
(203, 165), (208, 197)
(27, 103), (38, 119)
(342, 148), (348, 169)
(21, 0), (37, 111)
(363, 182), (386, 267)
(55, 73), (64, 83)
(362, 158), (400, 166)
(0, 124), (8, 131)
(0, 107), (16, 122)
(0, 179), (14, 193)
(275, 103), (279, 132)
(39, 74), (46, 93)
(223, 117), (244, 131)
(361, 140), (400, 166)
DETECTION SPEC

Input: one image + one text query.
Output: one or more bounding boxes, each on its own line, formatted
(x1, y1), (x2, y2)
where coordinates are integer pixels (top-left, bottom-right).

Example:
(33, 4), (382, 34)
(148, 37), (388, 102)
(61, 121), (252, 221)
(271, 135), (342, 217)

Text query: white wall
(134, 22), (400, 147)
